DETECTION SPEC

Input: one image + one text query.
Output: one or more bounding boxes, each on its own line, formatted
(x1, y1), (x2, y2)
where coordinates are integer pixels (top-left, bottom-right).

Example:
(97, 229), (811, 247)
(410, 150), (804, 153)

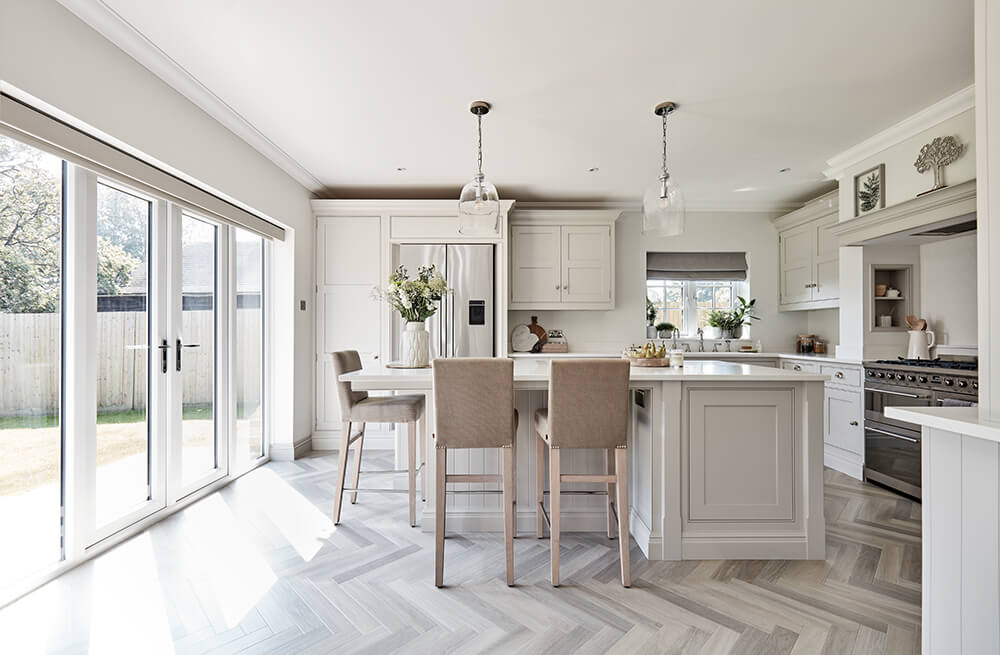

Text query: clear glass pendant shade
(642, 175), (685, 236)
(458, 172), (500, 234)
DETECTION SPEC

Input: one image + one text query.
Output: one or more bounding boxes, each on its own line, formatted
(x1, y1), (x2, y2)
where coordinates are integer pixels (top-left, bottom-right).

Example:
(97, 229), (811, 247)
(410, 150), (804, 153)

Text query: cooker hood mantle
(831, 179), (976, 246)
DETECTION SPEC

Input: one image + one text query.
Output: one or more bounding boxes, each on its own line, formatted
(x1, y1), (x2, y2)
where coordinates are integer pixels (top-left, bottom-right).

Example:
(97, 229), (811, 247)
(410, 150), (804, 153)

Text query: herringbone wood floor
(0, 452), (921, 654)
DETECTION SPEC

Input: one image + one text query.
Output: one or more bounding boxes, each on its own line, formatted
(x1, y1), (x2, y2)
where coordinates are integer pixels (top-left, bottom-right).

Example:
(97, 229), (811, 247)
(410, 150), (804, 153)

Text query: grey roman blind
(646, 252), (748, 281)
(0, 91), (285, 241)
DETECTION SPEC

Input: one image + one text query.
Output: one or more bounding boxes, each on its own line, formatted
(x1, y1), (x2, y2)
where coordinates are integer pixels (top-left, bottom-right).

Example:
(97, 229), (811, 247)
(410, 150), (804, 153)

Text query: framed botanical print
(854, 163), (885, 216)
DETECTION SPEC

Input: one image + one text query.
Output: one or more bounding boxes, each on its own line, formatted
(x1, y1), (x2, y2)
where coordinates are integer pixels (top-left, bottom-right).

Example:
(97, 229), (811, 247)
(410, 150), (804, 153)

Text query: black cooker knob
(974, 382), (979, 390)
(957, 380), (968, 388)
(944, 378), (954, 386)
(918, 376), (928, 383)
(875, 372), (883, 378)
(896, 373), (905, 380)
(867, 370), (875, 377)
(907, 375), (916, 382)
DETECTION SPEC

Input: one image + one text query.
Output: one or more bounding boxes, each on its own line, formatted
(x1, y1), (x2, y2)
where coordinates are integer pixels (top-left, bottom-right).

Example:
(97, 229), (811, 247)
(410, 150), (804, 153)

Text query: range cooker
(863, 358), (978, 500)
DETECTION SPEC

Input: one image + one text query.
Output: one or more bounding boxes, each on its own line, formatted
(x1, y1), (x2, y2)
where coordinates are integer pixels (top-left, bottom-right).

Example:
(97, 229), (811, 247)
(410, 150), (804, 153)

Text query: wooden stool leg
(510, 430), (517, 538)
(408, 420), (417, 527)
(333, 421), (351, 524)
(435, 446), (447, 587)
(420, 408), (428, 502)
(535, 431), (545, 538)
(615, 446), (631, 588)
(502, 445), (514, 586)
(550, 447), (561, 587)
(349, 423), (366, 504)
(606, 448), (616, 539)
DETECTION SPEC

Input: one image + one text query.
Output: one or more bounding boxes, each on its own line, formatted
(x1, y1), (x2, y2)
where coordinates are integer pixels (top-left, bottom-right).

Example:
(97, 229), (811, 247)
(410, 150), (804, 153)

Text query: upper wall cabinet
(509, 210), (621, 310)
(773, 191), (840, 311)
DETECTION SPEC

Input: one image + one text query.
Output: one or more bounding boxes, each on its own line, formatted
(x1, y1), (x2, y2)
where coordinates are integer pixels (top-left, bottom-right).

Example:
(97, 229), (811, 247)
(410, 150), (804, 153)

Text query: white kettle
(906, 330), (936, 359)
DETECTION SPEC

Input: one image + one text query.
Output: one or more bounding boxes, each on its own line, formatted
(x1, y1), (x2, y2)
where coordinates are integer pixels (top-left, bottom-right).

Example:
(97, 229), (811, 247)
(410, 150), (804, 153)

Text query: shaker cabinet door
(561, 225), (611, 303)
(813, 215), (840, 302)
(779, 224), (815, 305)
(511, 225), (562, 303)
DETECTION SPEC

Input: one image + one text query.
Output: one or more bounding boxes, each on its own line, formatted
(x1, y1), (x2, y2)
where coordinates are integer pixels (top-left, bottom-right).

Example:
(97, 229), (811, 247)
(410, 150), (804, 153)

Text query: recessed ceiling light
(396, 167), (407, 172)
(587, 167), (600, 173)
(778, 167), (791, 173)
(733, 186), (757, 192)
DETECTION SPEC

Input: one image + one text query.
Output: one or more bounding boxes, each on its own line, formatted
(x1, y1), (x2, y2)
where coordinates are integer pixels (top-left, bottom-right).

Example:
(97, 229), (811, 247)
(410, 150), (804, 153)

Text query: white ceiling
(94, 0), (973, 211)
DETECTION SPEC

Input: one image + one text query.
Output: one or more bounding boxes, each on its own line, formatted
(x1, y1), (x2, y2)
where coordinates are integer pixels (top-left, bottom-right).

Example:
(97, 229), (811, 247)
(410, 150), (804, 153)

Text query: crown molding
(311, 198), (515, 216)
(56, 0), (325, 193)
(771, 190), (839, 230)
(823, 85), (975, 180)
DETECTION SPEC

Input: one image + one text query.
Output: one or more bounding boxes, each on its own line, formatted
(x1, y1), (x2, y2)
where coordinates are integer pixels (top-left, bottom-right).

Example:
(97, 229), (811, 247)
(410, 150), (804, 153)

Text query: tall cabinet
(773, 191), (840, 311)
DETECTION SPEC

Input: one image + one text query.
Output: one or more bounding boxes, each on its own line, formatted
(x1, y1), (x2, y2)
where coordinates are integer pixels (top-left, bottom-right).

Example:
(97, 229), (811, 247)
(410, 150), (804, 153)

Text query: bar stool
(432, 357), (517, 587)
(535, 358), (631, 587)
(331, 350), (426, 527)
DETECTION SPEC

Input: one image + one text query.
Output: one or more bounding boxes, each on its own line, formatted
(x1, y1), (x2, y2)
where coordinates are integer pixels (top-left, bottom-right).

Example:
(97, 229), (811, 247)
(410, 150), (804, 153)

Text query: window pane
(180, 215), (217, 486)
(235, 230), (264, 465)
(95, 183), (151, 527)
(662, 285), (683, 307)
(0, 135), (63, 588)
(694, 285), (713, 307)
(714, 286), (732, 308)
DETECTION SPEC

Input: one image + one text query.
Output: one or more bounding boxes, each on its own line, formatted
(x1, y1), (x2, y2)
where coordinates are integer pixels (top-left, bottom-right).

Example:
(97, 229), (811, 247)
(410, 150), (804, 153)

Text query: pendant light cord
(477, 113), (484, 177)
(661, 110), (669, 178)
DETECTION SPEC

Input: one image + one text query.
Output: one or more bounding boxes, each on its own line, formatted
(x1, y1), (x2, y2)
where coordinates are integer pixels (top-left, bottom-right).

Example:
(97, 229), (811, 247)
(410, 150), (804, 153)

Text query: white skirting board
(311, 430), (397, 451)
(824, 445), (864, 480)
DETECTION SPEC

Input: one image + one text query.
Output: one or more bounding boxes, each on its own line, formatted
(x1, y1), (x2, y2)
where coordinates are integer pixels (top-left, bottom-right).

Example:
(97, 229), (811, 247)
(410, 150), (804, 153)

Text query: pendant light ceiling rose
(469, 100), (492, 115)
(653, 101), (677, 117)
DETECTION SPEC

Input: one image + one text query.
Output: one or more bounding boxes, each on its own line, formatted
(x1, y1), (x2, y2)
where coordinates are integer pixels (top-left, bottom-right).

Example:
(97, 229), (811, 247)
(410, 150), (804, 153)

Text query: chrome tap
(723, 338), (732, 352)
(671, 328), (681, 350)
(712, 341), (721, 352)
(696, 328), (705, 352)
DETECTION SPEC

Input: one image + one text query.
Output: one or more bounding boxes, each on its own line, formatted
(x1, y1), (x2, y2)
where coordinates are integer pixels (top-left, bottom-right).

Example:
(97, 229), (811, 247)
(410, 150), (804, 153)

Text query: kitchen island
(340, 358), (828, 560)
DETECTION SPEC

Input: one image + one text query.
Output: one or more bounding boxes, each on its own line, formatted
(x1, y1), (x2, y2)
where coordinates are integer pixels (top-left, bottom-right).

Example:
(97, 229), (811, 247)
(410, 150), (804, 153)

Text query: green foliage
(373, 264), (449, 323)
(654, 321), (675, 333)
(1, 135), (146, 313)
(731, 296), (759, 327)
(646, 297), (657, 325)
(0, 136), (61, 313)
(858, 172), (881, 212)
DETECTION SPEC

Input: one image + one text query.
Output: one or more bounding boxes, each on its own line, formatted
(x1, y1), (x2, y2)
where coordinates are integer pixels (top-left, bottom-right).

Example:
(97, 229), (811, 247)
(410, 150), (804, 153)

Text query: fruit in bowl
(624, 342), (667, 359)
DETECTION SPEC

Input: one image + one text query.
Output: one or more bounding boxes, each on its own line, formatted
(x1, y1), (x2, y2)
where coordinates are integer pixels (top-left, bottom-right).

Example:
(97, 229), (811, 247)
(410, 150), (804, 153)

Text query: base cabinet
(820, 365), (864, 479)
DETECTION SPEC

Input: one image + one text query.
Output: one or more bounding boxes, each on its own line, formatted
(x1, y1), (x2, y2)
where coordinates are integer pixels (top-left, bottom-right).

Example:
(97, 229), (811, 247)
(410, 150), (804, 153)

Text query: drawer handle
(793, 364), (802, 371)
(849, 420), (858, 426)
(835, 371), (844, 379)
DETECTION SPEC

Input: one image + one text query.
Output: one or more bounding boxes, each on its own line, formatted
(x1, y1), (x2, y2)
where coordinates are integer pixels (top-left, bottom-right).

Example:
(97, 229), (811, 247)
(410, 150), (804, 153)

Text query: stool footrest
(341, 487), (410, 494)
(542, 490), (609, 496)
(560, 474), (616, 483)
(446, 473), (501, 483)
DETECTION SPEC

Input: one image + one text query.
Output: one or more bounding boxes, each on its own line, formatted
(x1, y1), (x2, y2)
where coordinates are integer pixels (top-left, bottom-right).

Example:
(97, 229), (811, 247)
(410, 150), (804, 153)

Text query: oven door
(934, 391), (978, 408)
(864, 384), (932, 431)
(864, 420), (922, 499)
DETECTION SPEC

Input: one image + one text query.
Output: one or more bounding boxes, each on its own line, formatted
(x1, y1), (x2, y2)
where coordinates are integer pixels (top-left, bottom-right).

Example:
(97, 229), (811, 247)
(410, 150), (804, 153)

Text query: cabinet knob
(555, 285), (560, 290)
(850, 420), (859, 426)
(373, 354), (379, 360)
(835, 371), (844, 379)
(793, 364), (802, 371)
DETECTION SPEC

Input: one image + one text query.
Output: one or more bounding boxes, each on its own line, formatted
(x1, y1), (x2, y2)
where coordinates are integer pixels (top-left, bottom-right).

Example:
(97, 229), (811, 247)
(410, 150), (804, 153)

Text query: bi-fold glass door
(84, 174), (229, 543)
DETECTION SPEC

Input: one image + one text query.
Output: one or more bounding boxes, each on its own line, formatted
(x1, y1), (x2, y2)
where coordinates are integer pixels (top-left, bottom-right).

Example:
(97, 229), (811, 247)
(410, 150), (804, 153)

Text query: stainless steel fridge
(392, 244), (495, 360)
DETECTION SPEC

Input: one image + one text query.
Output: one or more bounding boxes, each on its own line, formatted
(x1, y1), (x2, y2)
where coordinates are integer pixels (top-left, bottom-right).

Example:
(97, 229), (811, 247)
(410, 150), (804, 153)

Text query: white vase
(400, 321), (430, 367)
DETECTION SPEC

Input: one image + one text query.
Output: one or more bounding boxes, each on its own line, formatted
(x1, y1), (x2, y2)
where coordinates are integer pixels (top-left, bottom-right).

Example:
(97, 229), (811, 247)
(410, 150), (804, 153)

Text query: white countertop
(341, 358), (829, 390)
(886, 407), (1000, 444)
(509, 351), (861, 365)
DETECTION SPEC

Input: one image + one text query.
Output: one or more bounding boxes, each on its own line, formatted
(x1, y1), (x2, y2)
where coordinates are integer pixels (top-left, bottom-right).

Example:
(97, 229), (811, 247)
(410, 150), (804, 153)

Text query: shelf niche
(870, 264), (913, 332)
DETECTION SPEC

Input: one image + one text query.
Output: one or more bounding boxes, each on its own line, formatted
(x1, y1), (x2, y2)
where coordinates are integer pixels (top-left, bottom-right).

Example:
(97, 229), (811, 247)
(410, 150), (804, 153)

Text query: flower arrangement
(373, 265), (449, 323)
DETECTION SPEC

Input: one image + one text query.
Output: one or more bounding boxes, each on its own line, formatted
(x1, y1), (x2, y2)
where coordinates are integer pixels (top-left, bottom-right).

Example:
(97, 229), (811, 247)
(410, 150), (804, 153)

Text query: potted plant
(373, 265), (449, 367)
(704, 310), (727, 339)
(727, 296), (760, 339)
(646, 297), (658, 338)
(655, 321), (676, 339)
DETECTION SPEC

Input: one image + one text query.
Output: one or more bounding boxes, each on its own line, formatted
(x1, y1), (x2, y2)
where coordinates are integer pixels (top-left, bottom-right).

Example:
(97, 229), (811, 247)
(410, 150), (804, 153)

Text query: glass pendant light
(642, 101), (685, 236)
(458, 101), (501, 235)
